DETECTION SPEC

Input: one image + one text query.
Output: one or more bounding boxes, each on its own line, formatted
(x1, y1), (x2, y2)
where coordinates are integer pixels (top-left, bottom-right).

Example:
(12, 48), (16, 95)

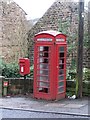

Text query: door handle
(57, 66), (59, 68)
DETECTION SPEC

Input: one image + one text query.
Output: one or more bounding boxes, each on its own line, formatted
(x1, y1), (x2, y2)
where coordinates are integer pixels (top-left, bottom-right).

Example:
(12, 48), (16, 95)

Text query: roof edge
(35, 30), (66, 37)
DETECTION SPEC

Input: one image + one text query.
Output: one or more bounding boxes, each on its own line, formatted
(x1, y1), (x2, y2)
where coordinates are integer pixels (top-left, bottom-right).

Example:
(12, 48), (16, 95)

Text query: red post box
(33, 30), (67, 100)
(19, 58), (30, 76)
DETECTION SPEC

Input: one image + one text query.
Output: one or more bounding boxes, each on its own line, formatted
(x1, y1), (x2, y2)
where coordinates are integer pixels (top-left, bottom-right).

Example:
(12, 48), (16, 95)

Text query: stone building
(28, 0), (89, 68)
(0, 0), (32, 63)
(28, 0), (79, 66)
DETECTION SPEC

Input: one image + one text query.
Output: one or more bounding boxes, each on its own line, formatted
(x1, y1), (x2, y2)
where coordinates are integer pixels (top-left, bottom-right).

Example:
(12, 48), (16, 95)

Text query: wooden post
(24, 75), (27, 95)
(76, 0), (84, 98)
(88, 1), (90, 47)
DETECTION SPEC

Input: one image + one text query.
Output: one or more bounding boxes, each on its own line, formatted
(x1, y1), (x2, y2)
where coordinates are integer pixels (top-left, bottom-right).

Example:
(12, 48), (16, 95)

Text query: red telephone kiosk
(33, 30), (67, 100)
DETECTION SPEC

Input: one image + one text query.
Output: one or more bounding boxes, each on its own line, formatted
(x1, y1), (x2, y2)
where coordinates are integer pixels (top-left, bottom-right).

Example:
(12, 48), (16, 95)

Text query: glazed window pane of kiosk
(36, 46), (50, 93)
(58, 46), (65, 93)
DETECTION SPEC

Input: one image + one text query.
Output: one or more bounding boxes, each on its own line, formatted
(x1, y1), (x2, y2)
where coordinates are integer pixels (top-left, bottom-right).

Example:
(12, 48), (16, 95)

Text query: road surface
(0, 108), (89, 119)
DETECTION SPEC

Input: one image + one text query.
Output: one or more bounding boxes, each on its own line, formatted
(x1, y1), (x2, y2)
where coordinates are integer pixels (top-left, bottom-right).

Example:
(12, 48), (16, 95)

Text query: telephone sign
(37, 38), (52, 42)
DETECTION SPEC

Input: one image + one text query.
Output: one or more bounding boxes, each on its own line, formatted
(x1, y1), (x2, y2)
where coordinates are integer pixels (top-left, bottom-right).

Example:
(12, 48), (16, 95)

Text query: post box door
(34, 45), (53, 95)
(56, 45), (66, 95)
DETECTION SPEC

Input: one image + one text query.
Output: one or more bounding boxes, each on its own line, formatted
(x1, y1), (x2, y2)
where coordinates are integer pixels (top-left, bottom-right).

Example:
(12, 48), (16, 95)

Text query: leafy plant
(67, 69), (76, 80)
(67, 67), (90, 81)
(83, 68), (90, 81)
(0, 58), (33, 78)
(27, 65), (34, 78)
(1, 62), (20, 78)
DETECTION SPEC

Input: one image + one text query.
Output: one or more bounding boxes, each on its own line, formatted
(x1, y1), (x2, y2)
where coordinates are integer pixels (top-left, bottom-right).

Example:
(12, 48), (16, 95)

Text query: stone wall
(0, 0), (32, 63)
(27, 0), (89, 68)
(1, 77), (90, 96)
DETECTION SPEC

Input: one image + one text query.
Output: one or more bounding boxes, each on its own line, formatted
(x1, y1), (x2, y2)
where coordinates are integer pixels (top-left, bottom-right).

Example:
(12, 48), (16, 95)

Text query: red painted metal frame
(33, 31), (67, 100)
(55, 44), (67, 100)
(34, 44), (54, 100)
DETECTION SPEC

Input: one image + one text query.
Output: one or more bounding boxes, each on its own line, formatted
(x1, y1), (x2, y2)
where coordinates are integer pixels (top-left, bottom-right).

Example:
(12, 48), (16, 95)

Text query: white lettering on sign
(37, 38), (52, 41)
(21, 66), (24, 72)
(56, 38), (65, 42)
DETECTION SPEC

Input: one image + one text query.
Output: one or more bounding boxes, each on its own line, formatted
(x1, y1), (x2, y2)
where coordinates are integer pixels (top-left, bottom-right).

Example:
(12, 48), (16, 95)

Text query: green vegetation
(0, 58), (33, 78)
(67, 68), (90, 81)
(0, 58), (20, 78)
(27, 65), (34, 78)
(83, 68), (90, 81)
(58, 18), (90, 82)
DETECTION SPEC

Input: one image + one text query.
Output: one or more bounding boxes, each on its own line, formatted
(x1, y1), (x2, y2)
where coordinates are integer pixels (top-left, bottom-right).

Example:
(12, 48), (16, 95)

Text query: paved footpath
(0, 95), (90, 117)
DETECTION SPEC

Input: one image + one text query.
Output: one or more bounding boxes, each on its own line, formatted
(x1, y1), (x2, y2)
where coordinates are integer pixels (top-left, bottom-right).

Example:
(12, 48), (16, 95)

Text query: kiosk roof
(35, 30), (66, 37)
